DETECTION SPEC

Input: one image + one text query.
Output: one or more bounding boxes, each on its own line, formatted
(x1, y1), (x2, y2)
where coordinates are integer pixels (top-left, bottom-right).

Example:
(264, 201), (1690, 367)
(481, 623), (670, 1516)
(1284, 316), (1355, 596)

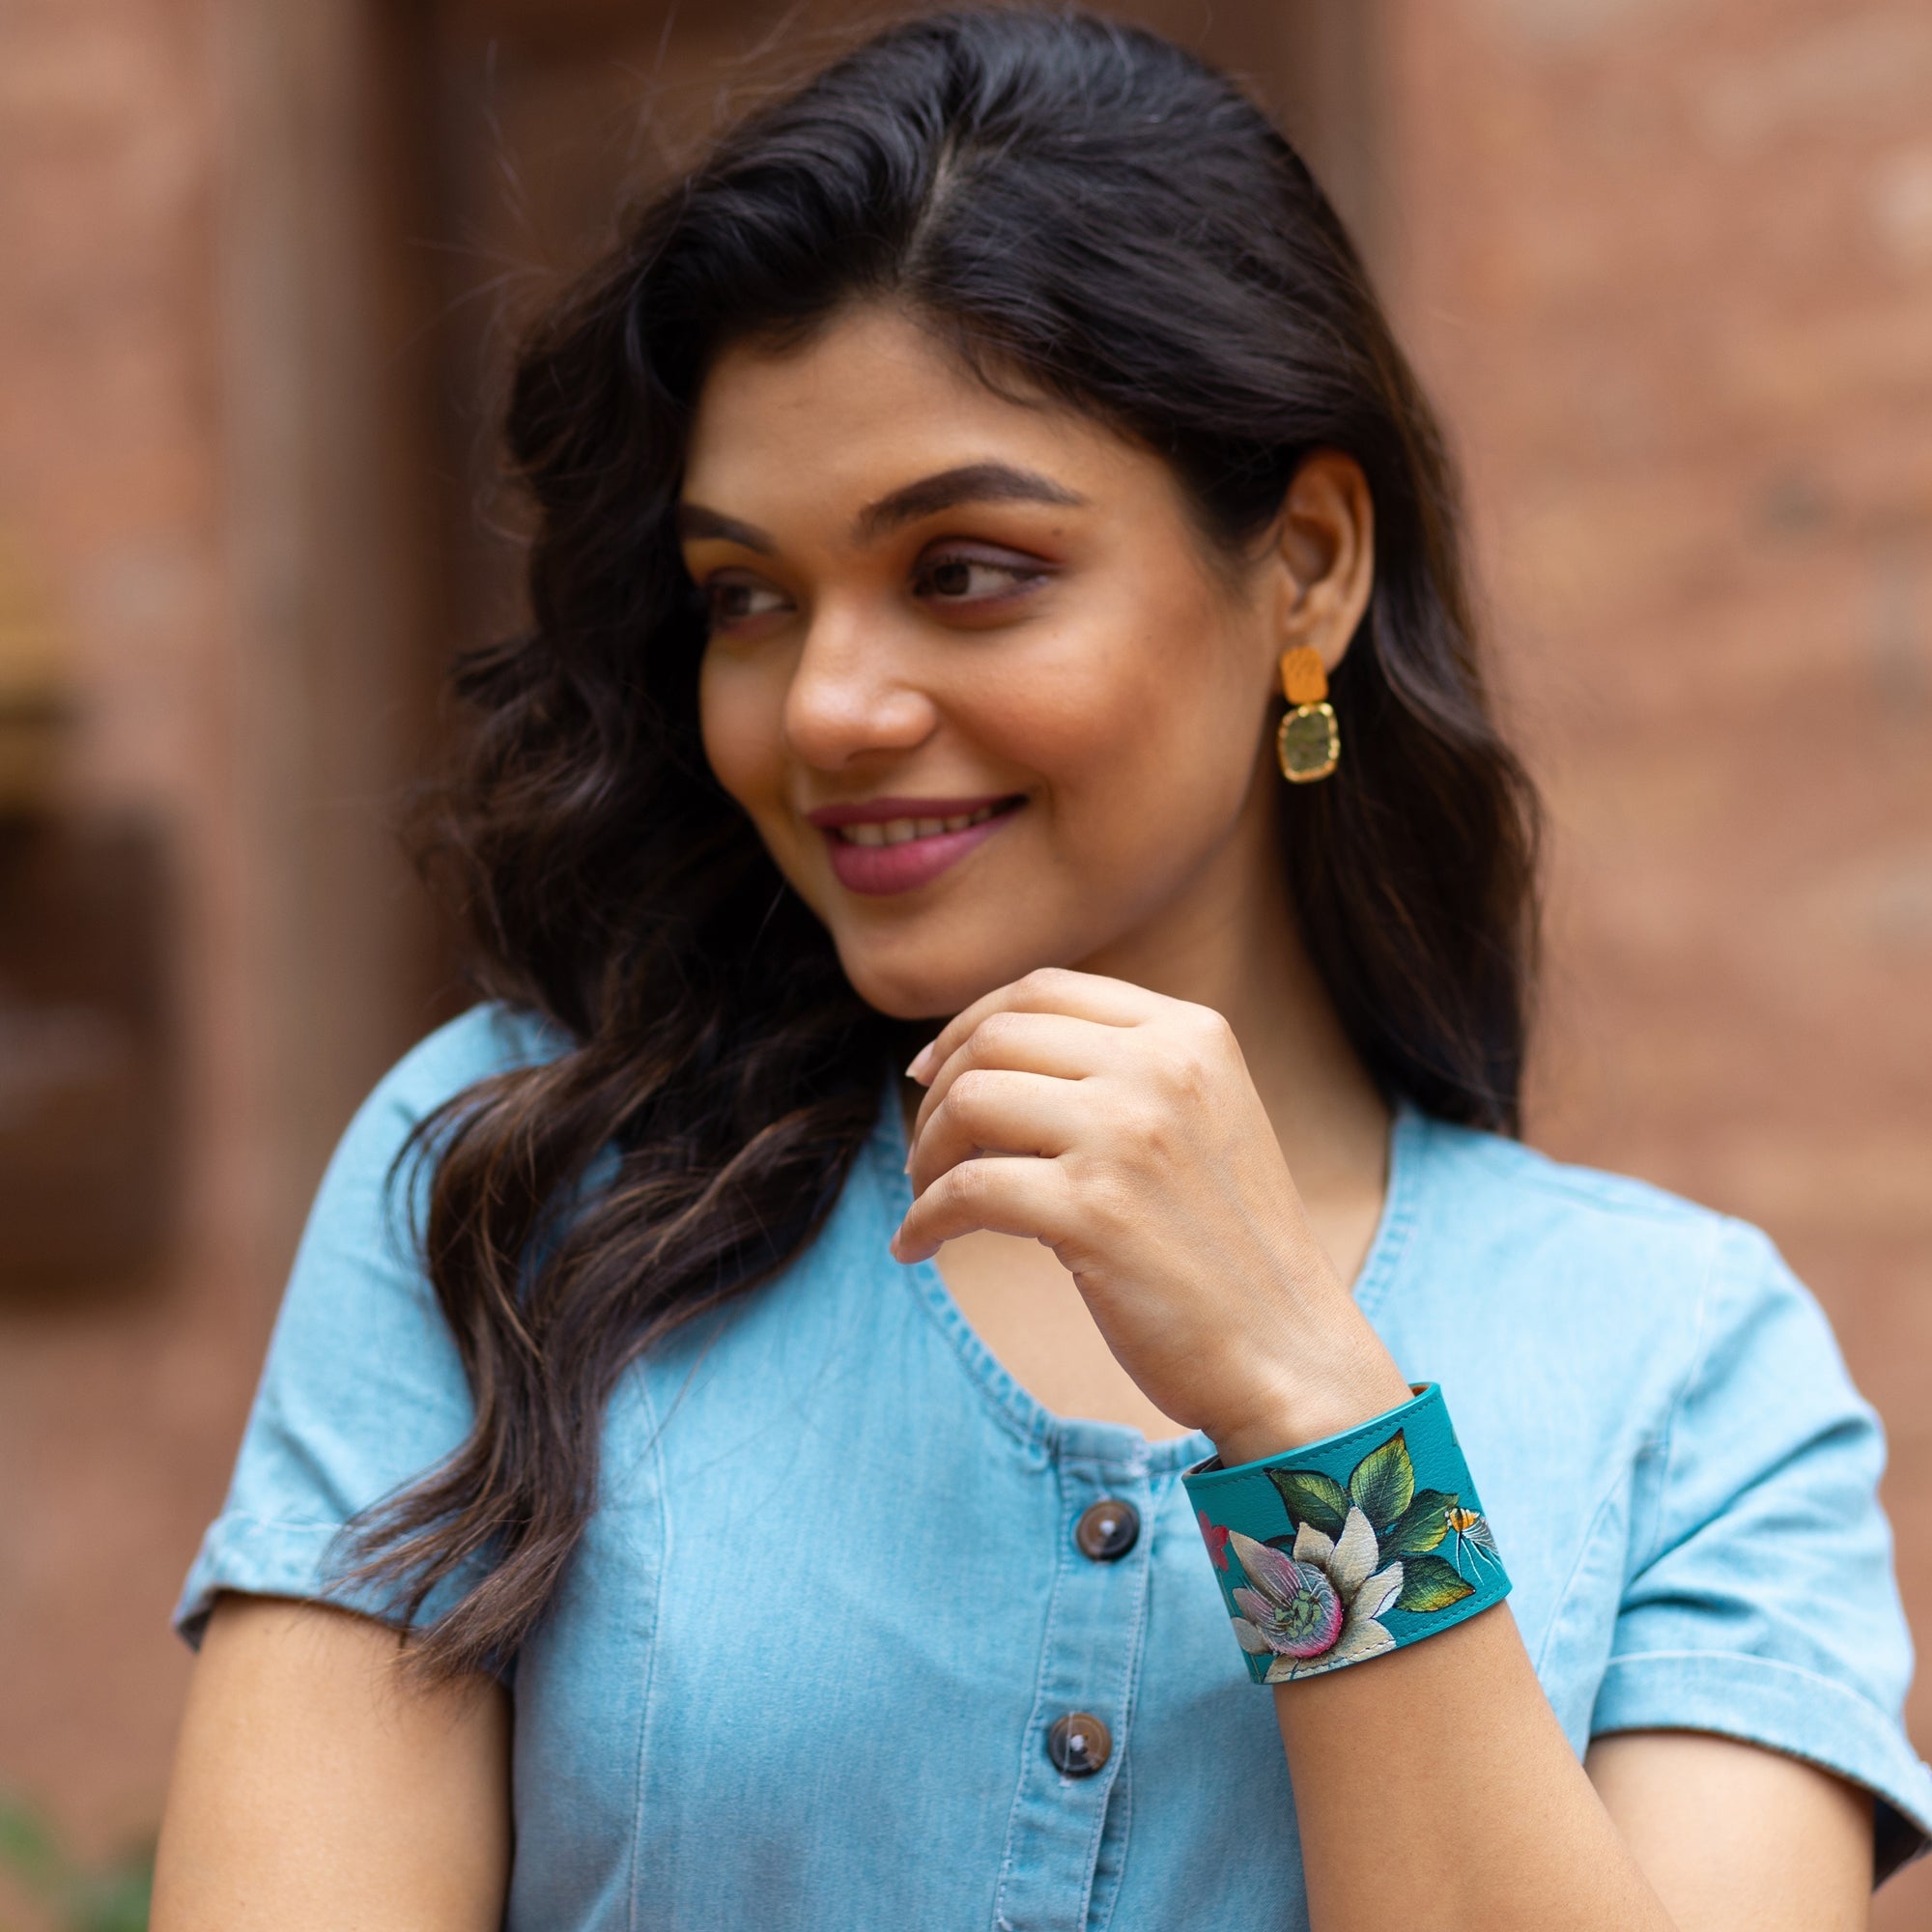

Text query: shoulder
(343, 1001), (571, 1144)
(1415, 1113), (1726, 1235)
(173, 1004), (570, 1642)
(325, 1002), (572, 1183)
(298, 1001), (574, 1277)
(1388, 1112), (1841, 1442)
(1404, 1110), (1789, 1311)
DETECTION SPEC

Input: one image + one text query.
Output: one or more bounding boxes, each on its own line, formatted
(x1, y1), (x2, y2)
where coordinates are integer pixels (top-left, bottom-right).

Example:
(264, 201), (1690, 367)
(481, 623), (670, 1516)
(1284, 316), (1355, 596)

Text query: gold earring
(1276, 646), (1340, 783)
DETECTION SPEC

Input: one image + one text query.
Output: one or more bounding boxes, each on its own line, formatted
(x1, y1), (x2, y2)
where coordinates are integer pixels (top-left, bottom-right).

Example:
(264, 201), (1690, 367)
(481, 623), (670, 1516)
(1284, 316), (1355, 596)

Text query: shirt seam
(201, 1508), (351, 1536)
(1638, 1215), (1727, 1572)
(1077, 1470), (1154, 1930)
(1598, 1646), (1913, 1714)
(991, 1474), (1072, 1931)
(1530, 1465), (1633, 1684)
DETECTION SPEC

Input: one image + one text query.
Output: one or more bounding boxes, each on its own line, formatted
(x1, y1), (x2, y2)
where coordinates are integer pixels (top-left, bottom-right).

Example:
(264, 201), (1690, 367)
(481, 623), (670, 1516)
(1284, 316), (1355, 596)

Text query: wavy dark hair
(349, 4), (1539, 1681)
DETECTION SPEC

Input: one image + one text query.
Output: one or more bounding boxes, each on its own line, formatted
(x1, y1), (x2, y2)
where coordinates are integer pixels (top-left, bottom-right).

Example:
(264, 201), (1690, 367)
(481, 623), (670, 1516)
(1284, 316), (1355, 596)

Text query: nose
(782, 607), (938, 770)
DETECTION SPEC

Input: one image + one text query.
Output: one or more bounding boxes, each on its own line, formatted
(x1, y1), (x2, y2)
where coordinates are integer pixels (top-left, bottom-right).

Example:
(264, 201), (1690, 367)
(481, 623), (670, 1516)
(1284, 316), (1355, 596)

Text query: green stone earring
(1276, 645), (1340, 783)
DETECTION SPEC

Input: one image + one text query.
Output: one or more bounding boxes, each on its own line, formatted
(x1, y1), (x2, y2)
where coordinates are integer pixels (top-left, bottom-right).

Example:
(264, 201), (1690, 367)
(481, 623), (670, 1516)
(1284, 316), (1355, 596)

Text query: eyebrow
(674, 503), (776, 554)
(849, 462), (1087, 543)
(675, 461), (1087, 555)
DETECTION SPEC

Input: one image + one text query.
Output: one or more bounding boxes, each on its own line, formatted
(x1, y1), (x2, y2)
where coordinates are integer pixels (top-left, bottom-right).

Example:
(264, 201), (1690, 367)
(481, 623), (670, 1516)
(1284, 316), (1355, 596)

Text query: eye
(703, 572), (791, 632)
(914, 546), (1051, 607)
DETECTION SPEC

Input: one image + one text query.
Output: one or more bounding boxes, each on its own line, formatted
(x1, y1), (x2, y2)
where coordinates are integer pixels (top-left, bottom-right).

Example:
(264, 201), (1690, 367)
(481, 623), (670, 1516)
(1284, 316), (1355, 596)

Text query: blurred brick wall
(0, 0), (248, 1874)
(1384, 3), (1932, 1919)
(0, 0), (455, 1891)
(0, 1), (1927, 1919)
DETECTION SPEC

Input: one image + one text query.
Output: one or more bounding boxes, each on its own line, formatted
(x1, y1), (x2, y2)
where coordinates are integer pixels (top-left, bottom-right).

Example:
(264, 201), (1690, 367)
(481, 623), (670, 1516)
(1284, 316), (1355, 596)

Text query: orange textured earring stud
(1276, 646), (1340, 783)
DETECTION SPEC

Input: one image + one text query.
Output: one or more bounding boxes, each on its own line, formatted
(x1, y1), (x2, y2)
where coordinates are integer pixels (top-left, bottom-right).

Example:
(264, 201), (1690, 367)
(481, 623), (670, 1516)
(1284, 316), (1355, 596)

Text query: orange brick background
(1, 1), (1927, 1921)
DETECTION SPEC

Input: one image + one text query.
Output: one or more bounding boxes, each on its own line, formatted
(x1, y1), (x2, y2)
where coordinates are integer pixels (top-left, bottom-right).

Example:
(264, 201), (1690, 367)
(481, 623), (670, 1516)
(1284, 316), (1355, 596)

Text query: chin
(830, 928), (1042, 1023)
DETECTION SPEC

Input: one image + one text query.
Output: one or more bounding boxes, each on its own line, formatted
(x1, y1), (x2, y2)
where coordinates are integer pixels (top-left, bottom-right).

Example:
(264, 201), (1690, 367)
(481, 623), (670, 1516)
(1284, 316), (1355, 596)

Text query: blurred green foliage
(0, 1801), (151, 1932)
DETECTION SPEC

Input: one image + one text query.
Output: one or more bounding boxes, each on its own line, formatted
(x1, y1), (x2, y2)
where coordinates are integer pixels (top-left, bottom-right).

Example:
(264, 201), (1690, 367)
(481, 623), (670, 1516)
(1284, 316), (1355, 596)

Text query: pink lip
(809, 795), (1024, 896)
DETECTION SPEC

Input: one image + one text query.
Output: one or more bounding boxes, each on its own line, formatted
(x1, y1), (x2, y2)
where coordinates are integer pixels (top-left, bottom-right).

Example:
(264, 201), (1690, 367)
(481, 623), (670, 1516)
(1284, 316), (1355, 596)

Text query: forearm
(1273, 1601), (1674, 1932)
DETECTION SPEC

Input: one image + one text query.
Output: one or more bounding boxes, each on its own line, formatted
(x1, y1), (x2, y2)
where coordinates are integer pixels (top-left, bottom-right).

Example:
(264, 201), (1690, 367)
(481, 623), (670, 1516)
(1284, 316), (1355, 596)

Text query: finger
(907, 1066), (1088, 1194)
(891, 1153), (1075, 1264)
(906, 967), (1157, 1086)
(910, 1010), (1122, 1148)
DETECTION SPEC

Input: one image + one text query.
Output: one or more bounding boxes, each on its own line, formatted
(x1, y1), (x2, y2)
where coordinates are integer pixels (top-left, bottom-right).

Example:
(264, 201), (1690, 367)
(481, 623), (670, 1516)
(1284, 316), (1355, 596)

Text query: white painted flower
(1227, 1507), (1404, 1683)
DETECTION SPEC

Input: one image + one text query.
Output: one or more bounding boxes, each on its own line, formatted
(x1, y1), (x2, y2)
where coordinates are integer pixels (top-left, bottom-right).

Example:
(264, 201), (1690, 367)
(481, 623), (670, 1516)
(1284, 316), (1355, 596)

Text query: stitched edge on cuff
(172, 1511), (479, 1652)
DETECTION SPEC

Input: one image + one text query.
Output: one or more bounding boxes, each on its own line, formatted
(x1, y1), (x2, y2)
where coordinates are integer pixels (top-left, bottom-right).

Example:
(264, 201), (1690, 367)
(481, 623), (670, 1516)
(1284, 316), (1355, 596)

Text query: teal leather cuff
(1183, 1383), (1509, 1683)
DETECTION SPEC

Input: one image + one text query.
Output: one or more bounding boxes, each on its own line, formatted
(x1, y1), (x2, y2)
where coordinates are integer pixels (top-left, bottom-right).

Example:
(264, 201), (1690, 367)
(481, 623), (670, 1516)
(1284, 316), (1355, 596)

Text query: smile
(834, 802), (1005, 847)
(807, 794), (1024, 896)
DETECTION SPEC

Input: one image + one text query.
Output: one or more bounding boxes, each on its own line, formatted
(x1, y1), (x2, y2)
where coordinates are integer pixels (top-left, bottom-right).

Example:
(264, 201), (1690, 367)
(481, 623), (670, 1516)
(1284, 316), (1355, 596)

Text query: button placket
(991, 1447), (1154, 1932)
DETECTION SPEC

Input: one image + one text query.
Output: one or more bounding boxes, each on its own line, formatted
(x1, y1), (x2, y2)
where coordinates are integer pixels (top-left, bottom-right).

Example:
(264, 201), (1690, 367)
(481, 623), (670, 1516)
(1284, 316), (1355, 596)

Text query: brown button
(1074, 1497), (1140, 1561)
(1046, 1711), (1112, 1777)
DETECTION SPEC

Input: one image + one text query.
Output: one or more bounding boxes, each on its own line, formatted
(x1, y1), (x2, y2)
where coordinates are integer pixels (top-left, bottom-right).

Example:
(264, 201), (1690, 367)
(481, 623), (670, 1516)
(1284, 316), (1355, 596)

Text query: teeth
(838, 802), (1004, 845)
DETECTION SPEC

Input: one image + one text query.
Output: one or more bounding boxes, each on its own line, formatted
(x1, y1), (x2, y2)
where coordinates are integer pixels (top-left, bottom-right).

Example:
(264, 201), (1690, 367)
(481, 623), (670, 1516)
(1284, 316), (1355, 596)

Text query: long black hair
(351, 5), (1540, 1681)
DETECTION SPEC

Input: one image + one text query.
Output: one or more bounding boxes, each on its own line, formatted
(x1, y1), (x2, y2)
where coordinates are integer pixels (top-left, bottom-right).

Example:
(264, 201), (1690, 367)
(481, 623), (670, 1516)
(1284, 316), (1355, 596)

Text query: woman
(154, 10), (1932, 1928)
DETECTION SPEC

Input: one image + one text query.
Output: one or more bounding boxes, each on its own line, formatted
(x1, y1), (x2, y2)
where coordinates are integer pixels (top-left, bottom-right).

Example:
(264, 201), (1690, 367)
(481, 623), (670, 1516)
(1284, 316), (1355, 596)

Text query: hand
(895, 968), (1412, 1461)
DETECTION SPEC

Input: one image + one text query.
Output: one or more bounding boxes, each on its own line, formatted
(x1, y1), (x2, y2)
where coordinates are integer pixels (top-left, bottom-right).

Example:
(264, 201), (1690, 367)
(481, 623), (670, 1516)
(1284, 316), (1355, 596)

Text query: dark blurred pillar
(218, 0), (457, 1253)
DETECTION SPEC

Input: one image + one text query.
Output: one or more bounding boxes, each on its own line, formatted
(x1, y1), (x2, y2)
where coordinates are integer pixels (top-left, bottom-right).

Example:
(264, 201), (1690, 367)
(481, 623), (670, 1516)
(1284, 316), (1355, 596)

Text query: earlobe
(1272, 450), (1376, 675)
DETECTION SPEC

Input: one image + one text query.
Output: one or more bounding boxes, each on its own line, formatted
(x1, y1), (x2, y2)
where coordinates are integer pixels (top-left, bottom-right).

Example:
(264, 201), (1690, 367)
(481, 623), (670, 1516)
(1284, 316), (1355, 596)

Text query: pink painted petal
(1330, 1506), (1380, 1598)
(1232, 1585), (1284, 1633)
(1195, 1511), (1233, 1568)
(1292, 1520), (1334, 1567)
(1228, 1531), (1305, 1612)
(1231, 1617), (1272, 1654)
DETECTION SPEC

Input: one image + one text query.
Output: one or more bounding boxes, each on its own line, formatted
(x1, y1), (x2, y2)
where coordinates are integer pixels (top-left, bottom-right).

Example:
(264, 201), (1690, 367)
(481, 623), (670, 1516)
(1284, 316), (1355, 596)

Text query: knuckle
(1179, 1003), (1232, 1051)
(972, 1009), (1025, 1058)
(948, 1065), (998, 1116)
(1173, 1052), (1212, 1098)
(950, 1158), (995, 1207)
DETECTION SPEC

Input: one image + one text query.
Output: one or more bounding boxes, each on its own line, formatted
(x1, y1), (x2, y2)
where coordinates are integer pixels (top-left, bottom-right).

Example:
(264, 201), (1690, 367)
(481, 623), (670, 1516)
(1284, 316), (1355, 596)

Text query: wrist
(1208, 1351), (1414, 1469)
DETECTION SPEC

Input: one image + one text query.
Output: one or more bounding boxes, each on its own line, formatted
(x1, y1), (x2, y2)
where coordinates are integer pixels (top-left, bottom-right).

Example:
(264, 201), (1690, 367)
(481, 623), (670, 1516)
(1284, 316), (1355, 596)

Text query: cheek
(697, 650), (785, 813)
(992, 608), (1260, 837)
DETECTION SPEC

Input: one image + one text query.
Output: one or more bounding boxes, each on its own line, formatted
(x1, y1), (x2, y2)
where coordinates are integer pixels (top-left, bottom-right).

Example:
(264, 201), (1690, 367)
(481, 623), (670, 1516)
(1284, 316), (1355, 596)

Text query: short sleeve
(172, 1004), (565, 1653)
(1590, 1218), (1932, 1883)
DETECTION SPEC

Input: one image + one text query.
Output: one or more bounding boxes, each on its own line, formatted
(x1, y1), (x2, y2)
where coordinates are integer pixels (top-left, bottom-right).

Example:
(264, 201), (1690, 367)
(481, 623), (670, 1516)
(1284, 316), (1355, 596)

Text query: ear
(1266, 450), (1376, 675)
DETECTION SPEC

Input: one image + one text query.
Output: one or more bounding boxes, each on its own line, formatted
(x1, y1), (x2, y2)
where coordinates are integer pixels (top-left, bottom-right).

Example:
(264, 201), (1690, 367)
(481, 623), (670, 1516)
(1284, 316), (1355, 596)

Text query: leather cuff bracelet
(1183, 1383), (1509, 1683)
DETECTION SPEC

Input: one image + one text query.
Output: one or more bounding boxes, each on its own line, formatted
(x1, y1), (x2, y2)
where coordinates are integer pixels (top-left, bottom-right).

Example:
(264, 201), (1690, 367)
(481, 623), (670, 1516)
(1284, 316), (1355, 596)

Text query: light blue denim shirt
(177, 1005), (1932, 1924)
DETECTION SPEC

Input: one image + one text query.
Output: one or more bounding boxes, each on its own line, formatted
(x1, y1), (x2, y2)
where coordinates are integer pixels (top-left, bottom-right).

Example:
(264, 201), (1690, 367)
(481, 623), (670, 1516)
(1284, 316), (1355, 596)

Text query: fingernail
(906, 1041), (935, 1083)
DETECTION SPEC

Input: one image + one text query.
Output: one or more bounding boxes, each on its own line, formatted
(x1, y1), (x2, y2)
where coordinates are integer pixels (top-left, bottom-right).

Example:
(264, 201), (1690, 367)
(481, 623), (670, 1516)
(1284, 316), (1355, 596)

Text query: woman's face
(684, 304), (1345, 1019)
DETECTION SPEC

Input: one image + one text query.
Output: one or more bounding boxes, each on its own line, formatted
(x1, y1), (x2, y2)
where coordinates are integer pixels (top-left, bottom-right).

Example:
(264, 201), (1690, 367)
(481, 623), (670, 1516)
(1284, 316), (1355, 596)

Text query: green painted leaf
(1396, 1553), (1475, 1614)
(1386, 1488), (1457, 1557)
(1348, 1431), (1414, 1531)
(1265, 1466), (1348, 1538)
